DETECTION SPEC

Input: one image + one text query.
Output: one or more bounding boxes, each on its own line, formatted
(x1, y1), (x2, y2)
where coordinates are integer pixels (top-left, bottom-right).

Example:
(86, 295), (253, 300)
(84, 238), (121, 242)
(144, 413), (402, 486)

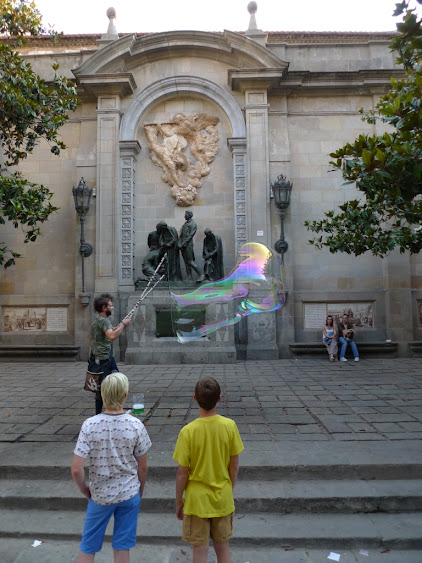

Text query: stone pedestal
(124, 287), (237, 364)
(243, 288), (280, 360)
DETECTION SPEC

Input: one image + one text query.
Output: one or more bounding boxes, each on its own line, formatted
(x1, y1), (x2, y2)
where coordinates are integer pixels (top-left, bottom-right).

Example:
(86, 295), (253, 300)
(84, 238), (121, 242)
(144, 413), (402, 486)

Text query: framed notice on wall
(3, 307), (68, 332)
(304, 304), (327, 329)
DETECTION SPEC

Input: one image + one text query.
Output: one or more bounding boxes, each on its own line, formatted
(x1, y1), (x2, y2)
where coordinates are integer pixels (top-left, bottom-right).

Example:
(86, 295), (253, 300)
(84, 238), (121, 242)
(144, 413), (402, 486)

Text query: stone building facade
(1, 11), (421, 362)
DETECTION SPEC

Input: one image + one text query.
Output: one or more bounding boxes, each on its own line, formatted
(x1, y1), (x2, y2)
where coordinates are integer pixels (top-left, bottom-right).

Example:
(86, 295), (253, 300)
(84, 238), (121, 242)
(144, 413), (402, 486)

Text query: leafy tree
(0, 0), (77, 268)
(305, 1), (422, 257)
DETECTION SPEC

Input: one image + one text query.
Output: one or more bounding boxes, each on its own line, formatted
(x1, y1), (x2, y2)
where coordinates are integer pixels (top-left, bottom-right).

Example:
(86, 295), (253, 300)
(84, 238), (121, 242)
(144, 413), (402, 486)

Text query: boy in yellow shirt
(173, 376), (244, 563)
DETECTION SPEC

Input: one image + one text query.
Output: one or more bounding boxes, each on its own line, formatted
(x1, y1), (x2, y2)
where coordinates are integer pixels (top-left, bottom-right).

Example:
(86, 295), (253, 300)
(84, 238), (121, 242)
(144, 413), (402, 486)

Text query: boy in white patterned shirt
(71, 372), (151, 563)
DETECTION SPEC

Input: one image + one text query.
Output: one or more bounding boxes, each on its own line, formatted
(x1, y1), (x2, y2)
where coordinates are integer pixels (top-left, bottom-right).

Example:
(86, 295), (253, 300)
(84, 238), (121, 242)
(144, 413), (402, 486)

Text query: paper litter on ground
(327, 553), (340, 562)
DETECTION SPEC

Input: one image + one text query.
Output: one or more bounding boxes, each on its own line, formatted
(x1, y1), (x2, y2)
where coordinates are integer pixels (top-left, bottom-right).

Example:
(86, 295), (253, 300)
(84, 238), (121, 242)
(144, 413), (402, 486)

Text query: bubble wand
(120, 253), (167, 322)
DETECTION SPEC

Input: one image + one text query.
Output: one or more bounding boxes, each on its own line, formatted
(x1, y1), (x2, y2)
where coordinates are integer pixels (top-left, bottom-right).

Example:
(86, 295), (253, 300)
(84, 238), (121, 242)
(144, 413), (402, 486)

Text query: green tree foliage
(0, 0), (77, 268)
(305, 1), (422, 257)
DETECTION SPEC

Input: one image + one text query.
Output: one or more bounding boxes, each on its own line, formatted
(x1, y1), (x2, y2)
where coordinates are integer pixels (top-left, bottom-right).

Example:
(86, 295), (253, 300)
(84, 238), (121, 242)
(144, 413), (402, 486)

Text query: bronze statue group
(139, 211), (224, 285)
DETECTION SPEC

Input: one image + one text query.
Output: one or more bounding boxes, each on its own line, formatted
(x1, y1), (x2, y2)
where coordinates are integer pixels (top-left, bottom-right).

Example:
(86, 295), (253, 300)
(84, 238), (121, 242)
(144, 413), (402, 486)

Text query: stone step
(1, 509), (422, 550)
(2, 477), (422, 514)
(5, 464), (422, 481)
(7, 463), (422, 480)
(2, 442), (422, 481)
(2, 538), (422, 563)
(3, 458), (422, 481)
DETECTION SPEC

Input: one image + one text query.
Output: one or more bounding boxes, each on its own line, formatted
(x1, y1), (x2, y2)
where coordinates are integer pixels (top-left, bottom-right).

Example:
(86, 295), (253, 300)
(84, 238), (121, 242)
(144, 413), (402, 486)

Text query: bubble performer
(172, 242), (284, 342)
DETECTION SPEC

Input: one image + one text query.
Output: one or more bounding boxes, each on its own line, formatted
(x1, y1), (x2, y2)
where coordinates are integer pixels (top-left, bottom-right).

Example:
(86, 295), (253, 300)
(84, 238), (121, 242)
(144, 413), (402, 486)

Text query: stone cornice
(277, 69), (405, 95)
(4, 31), (396, 49)
(266, 31), (395, 45)
(119, 140), (141, 157)
(229, 67), (289, 92)
(227, 137), (247, 152)
(76, 73), (137, 98)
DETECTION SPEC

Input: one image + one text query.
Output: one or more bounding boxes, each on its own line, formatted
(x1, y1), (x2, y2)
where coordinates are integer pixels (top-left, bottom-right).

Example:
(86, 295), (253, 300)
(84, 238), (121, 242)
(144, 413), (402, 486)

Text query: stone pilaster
(383, 251), (413, 355)
(95, 95), (121, 292)
(119, 141), (141, 291)
(227, 138), (247, 253)
(244, 90), (270, 247)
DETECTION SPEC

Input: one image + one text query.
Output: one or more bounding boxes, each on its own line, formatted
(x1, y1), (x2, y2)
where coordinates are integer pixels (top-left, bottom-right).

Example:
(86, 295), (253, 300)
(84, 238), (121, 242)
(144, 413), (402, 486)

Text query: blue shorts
(80, 492), (141, 553)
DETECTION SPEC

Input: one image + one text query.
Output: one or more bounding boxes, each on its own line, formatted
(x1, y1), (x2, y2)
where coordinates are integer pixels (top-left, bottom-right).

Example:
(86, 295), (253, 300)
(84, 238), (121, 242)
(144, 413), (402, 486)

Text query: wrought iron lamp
(271, 174), (293, 255)
(72, 178), (93, 303)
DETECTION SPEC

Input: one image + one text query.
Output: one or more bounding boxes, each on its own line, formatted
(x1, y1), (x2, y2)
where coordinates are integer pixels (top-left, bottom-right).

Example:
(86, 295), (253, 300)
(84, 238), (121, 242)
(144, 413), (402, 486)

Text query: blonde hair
(101, 372), (129, 410)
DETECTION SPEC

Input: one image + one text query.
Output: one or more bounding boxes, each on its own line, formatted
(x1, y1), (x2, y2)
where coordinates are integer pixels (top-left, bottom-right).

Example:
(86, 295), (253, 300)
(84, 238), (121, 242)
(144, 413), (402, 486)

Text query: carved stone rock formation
(144, 113), (219, 206)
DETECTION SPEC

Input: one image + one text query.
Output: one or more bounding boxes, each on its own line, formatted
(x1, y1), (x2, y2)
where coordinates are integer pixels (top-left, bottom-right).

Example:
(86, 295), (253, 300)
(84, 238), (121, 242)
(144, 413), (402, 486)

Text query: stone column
(243, 91), (279, 359)
(244, 90), (270, 247)
(119, 141), (141, 291)
(95, 95), (121, 293)
(227, 138), (247, 253)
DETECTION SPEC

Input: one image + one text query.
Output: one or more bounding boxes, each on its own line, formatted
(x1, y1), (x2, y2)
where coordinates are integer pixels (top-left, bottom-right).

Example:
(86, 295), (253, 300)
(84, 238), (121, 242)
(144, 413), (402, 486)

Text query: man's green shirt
(91, 316), (112, 360)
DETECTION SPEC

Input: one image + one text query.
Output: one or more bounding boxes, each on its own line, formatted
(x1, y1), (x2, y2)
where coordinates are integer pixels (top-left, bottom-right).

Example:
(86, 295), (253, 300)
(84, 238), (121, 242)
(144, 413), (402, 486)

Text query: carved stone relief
(144, 113), (219, 207)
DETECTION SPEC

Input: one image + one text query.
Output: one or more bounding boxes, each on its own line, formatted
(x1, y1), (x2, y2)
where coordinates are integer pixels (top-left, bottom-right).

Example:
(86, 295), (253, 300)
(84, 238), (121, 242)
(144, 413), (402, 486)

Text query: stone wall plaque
(304, 304), (327, 329)
(3, 306), (68, 332)
(46, 308), (68, 332)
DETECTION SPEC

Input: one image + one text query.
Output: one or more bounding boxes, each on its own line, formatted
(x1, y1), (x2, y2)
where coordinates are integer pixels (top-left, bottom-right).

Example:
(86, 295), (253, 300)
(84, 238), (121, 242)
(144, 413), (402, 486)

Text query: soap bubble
(172, 242), (284, 342)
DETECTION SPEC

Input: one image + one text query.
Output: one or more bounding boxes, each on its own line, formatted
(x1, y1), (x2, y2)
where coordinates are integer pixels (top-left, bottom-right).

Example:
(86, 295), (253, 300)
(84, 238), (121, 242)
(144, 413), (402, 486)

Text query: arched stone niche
(118, 76), (247, 287)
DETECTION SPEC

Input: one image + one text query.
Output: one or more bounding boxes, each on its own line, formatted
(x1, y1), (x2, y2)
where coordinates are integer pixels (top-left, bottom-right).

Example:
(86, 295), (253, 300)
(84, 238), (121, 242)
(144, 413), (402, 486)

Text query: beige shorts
(182, 513), (234, 546)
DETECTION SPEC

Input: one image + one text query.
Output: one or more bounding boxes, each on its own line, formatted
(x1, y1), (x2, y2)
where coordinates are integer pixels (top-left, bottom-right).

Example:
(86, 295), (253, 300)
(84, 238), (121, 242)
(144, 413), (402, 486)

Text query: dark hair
(93, 296), (111, 313)
(195, 376), (221, 411)
(100, 293), (113, 301)
(326, 315), (333, 325)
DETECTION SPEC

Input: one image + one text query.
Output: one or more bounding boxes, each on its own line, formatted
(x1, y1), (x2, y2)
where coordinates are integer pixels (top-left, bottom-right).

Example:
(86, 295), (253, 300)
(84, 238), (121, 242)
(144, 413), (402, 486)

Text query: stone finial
(106, 7), (118, 35)
(98, 7), (119, 48)
(245, 1), (267, 45)
(247, 1), (258, 31)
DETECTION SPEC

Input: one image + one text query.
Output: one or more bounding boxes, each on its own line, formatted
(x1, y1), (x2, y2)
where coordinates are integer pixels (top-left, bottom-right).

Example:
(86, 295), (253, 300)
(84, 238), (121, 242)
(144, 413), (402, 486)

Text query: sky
(34, 0), (422, 35)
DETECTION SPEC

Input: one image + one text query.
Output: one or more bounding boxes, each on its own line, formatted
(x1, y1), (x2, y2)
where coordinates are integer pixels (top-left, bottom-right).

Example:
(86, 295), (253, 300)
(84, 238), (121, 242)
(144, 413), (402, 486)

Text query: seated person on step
(322, 315), (338, 362)
(338, 313), (359, 362)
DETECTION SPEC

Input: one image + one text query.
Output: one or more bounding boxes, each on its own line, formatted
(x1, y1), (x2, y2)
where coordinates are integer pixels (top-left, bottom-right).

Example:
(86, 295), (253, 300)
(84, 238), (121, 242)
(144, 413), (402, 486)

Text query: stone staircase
(1, 443), (422, 561)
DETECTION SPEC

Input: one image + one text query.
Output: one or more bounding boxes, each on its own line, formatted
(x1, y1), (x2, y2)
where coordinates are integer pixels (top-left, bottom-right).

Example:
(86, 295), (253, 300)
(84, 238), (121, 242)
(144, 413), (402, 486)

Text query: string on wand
(120, 253), (167, 323)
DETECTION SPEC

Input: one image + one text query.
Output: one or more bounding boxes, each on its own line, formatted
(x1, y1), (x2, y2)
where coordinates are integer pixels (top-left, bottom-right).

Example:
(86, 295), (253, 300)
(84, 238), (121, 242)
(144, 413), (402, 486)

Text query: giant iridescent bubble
(172, 242), (284, 342)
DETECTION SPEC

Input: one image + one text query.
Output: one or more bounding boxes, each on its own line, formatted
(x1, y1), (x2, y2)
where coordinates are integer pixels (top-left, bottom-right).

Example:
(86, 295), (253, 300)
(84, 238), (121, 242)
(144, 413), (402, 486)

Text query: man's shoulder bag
(84, 357), (112, 393)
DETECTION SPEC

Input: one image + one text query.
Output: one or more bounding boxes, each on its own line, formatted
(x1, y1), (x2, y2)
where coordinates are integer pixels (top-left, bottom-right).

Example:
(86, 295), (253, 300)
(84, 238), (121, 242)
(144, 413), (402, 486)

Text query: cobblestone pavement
(0, 358), (421, 444)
